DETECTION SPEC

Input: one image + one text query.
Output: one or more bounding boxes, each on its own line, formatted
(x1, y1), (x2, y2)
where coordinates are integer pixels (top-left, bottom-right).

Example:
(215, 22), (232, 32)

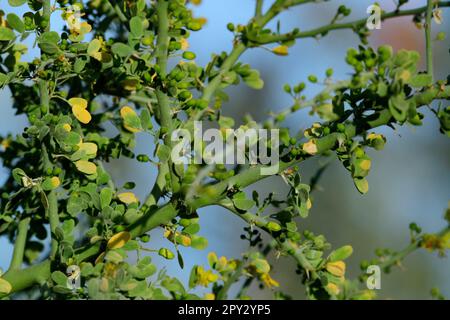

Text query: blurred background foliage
(0, 0), (449, 299)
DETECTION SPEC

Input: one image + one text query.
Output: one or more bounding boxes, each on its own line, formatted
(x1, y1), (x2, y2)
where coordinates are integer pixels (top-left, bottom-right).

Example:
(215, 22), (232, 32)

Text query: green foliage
(0, 0), (449, 301)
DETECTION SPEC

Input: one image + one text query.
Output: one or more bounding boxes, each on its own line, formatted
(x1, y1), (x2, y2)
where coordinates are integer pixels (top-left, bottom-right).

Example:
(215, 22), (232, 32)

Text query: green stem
(144, 0), (176, 207)
(247, 2), (450, 44)
(2, 260), (51, 293)
(42, 0), (51, 32)
(107, 0), (128, 23)
(40, 80), (60, 260)
(425, 0), (434, 80)
(218, 199), (315, 273)
(8, 217), (31, 271)
(216, 261), (244, 300)
(255, 0), (264, 19)
(42, 144), (59, 260)
(378, 225), (450, 271)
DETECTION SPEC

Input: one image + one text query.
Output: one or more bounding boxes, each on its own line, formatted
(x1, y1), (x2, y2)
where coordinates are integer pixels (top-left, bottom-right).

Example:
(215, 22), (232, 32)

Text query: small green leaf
(158, 248), (175, 260)
(87, 39), (101, 56)
(409, 74), (433, 88)
(354, 177), (369, 194)
(190, 235), (208, 250)
(100, 188), (113, 209)
(233, 198), (255, 211)
(388, 94), (410, 122)
(111, 42), (134, 57)
(140, 108), (152, 130)
(328, 245), (353, 262)
(8, 0), (27, 6)
(130, 16), (144, 37)
(0, 27), (15, 41)
(6, 13), (25, 33)
(183, 223), (200, 235)
(40, 42), (59, 54)
(51, 271), (68, 286)
(242, 70), (264, 90)
(177, 249), (184, 269)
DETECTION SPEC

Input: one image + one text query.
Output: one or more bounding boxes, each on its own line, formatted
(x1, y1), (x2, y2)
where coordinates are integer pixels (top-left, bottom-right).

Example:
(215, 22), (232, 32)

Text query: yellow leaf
(117, 192), (139, 204)
(272, 45), (289, 56)
(50, 177), (60, 188)
(0, 278), (12, 294)
(95, 252), (106, 265)
(121, 79), (139, 91)
(191, 0), (202, 5)
(180, 38), (189, 50)
(359, 159), (371, 171)
(302, 140), (318, 155)
(72, 105), (92, 124)
(120, 106), (142, 133)
(79, 142), (98, 156)
(326, 282), (340, 295)
(62, 123), (72, 132)
(306, 198), (312, 210)
(69, 98), (91, 124)
(326, 261), (346, 277)
(75, 160), (97, 175)
(107, 231), (131, 250)
(204, 293), (215, 300)
(68, 97), (88, 110)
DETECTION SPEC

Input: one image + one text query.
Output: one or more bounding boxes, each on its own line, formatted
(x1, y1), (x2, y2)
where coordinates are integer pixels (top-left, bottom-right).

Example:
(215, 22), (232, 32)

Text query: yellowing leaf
(359, 159), (371, 171)
(120, 106), (142, 133)
(68, 97), (88, 110)
(0, 278), (12, 294)
(72, 105), (92, 124)
(117, 192), (139, 204)
(326, 282), (340, 295)
(75, 160), (97, 175)
(302, 140), (318, 155)
(69, 98), (91, 124)
(204, 293), (215, 300)
(50, 177), (60, 188)
(272, 45), (289, 56)
(180, 38), (189, 50)
(326, 261), (346, 277)
(95, 252), (106, 265)
(107, 231), (131, 250)
(62, 123), (72, 132)
(79, 142), (98, 156)
(121, 79), (139, 91)
(306, 198), (312, 210)
(354, 177), (369, 194)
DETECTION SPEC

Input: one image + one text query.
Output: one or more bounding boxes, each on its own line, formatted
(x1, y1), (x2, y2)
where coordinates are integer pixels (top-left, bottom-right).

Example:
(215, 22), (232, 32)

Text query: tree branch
(425, 0), (434, 80)
(8, 217), (30, 271)
(246, 2), (450, 44)
(187, 85), (450, 208)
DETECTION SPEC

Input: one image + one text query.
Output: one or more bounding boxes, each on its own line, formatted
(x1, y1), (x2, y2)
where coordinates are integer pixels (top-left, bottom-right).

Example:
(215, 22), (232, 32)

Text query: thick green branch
(40, 82), (60, 260)
(247, 2), (450, 44)
(144, 0), (174, 207)
(8, 217), (31, 271)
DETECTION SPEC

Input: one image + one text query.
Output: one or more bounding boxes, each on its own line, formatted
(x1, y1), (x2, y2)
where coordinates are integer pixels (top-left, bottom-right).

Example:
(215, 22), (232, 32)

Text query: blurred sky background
(0, 0), (449, 299)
